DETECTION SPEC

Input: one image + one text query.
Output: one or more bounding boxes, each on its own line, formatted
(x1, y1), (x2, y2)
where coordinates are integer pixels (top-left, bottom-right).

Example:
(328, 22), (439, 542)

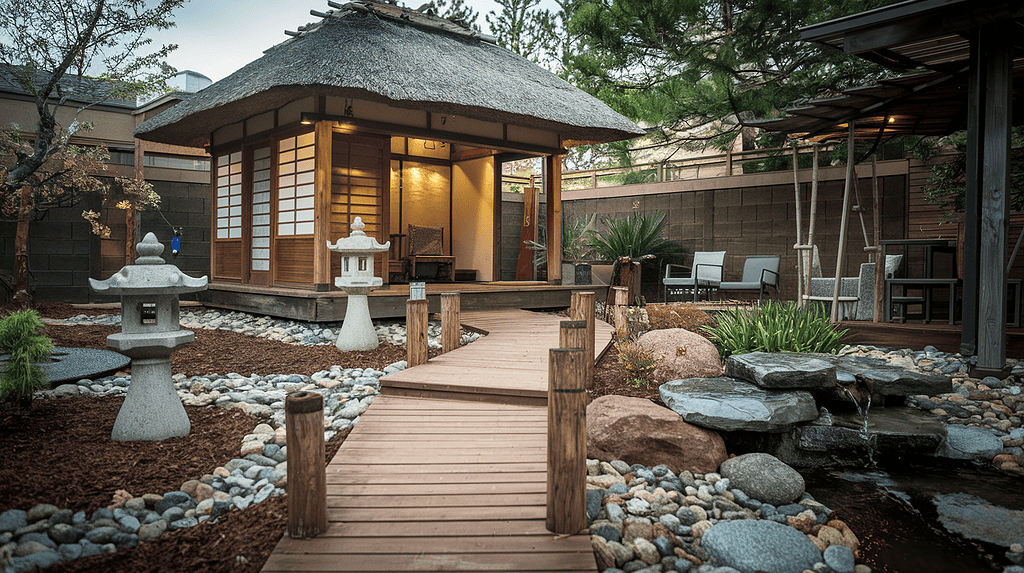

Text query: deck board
(260, 310), (608, 573)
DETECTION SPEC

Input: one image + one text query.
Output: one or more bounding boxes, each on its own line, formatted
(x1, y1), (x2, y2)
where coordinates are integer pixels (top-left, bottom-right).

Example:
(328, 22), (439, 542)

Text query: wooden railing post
(441, 292), (461, 354)
(407, 298), (429, 367)
(570, 291), (596, 393)
(286, 391), (327, 539)
(546, 347), (587, 534)
(559, 320), (586, 353)
(611, 286), (629, 339)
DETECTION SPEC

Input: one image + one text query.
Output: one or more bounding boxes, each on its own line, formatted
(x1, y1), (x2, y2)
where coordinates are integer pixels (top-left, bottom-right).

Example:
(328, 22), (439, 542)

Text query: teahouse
(134, 0), (642, 320)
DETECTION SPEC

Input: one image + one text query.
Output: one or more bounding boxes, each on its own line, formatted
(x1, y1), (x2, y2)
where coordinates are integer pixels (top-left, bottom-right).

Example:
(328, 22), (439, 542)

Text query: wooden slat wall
(275, 236), (314, 285)
(330, 133), (387, 283)
(215, 241), (242, 281)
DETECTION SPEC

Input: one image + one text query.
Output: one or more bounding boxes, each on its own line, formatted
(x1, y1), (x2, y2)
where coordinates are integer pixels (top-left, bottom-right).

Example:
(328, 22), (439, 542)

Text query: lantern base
(336, 293), (380, 351)
(111, 356), (190, 441)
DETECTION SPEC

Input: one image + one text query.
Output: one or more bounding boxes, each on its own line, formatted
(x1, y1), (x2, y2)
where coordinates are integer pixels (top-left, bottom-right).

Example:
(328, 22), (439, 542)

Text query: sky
(150, 0), (558, 83)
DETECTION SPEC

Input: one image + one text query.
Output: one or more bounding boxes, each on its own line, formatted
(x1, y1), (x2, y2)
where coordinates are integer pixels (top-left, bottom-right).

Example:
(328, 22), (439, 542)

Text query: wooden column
(313, 120), (333, 290)
(546, 347), (586, 534)
(976, 24), (1012, 374)
(516, 186), (539, 280)
(406, 298), (429, 367)
(441, 292), (461, 354)
(961, 28), (983, 357)
(545, 155), (562, 284)
(570, 291), (596, 393)
(559, 320), (586, 354)
(129, 138), (144, 266)
(286, 391), (327, 539)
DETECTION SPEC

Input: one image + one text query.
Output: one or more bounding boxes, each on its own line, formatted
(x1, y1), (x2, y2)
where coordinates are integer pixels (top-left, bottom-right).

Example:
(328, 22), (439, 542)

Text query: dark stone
(726, 353), (836, 389)
(653, 535), (675, 557)
(660, 377), (818, 432)
(702, 520), (821, 573)
(590, 522), (621, 543)
(586, 489), (604, 522)
(155, 491), (194, 515)
(85, 526), (120, 544)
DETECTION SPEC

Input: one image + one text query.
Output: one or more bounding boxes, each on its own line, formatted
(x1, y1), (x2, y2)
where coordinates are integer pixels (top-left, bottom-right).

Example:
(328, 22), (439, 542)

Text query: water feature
(804, 461), (1023, 572)
(843, 386), (875, 465)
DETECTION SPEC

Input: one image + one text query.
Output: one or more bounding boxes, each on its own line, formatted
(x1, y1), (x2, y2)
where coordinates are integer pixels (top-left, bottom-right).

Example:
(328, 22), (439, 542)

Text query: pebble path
(1, 309), (480, 573)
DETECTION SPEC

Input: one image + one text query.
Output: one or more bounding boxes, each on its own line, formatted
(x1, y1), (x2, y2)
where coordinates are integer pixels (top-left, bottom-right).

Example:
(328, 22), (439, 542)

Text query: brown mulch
(0, 302), (640, 573)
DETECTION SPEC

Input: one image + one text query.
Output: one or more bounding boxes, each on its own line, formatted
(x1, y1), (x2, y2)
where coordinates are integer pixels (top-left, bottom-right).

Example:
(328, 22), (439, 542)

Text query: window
(251, 146), (272, 271)
(215, 151), (242, 239)
(277, 132), (315, 236)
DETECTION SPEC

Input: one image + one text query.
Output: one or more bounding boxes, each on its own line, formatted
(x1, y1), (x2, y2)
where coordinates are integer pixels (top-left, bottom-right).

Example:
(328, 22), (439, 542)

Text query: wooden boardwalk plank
(260, 310), (602, 573)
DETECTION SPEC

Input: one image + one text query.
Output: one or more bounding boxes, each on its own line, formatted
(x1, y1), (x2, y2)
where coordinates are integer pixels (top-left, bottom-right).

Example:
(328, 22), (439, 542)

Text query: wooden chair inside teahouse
(406, 224), (455, 282)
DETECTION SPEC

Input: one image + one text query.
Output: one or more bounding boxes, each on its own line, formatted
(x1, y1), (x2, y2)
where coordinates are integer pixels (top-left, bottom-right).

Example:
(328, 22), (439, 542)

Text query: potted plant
(524, 215), (597, 284)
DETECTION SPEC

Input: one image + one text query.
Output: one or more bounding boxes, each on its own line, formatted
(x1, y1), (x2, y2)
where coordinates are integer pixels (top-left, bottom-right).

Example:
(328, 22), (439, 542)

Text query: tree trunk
(12, 185), (32, 306)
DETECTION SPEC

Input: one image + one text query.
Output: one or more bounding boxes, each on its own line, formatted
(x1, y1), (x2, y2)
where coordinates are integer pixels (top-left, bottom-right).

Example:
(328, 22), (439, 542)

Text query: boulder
(638, 329), (724, 382)
(719, 453), (805, 506)
(587, 395), (728, 474)
(791, 353), (952, 400)
(936, 425), (1004, 460)
(660, 377), (818, 432)
(700, 519), (822, 573)
(726, 352), (836, 389)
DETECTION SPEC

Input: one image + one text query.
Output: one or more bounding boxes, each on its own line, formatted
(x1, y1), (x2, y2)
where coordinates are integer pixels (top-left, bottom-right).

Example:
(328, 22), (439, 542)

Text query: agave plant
(587, 210), (685, 264)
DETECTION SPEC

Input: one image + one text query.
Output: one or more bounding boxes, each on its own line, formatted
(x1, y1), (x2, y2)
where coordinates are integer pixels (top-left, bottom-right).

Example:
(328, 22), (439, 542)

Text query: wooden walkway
(261, 309), (612, 573)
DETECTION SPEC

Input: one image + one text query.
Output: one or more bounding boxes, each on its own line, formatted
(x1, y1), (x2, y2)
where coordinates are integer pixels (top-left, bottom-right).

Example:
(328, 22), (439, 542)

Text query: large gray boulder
(936, 425), (1003, 460)
(933, 493), (1024, 547)
(701, 519), (823, 573)
(719, 453), (805, 506)
(726, 352), (836, 389)
(792, 353), (952, 400)
(660, 377), (818, 432)
(587, 395), (728, 474)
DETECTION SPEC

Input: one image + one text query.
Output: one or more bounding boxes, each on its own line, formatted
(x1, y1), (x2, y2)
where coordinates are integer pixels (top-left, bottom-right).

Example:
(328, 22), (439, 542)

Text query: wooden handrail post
(611, 286), (629, 339)
(406, 298), (429, 367)
(570, 291), (596, 393)
(441, 292), (461, 354)
(546, 347), (587, 534)
(559, 319), (586, 353)
(286, 391), (327, 539)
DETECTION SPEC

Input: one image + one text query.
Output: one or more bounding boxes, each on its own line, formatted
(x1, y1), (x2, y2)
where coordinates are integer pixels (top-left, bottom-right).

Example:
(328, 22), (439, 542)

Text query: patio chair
(663, 251), (726, 302)
(718, 255), (781, 301)
(806, 254), (903, 320)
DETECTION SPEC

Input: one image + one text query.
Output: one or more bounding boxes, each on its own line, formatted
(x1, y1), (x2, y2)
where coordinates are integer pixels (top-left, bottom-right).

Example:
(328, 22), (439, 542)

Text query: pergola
(757, 0), (1023, 376)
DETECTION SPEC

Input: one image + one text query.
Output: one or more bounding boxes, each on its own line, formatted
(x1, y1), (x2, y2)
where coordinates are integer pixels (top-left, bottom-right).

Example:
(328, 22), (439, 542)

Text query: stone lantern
(89, 233), (208, 441)
(328, 217), (390, 351)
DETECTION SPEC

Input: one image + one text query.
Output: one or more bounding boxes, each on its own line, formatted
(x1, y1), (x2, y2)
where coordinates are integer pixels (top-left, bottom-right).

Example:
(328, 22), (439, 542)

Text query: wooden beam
(961, 28), (983, 356)
(545, 155), (562, 285)
(313, 120), (333, 288)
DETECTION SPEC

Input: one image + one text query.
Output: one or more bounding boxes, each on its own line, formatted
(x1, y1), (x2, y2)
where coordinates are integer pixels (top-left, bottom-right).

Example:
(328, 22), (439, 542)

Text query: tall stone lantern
(89, 233), (208, 441)
(328, 217), (390, 351)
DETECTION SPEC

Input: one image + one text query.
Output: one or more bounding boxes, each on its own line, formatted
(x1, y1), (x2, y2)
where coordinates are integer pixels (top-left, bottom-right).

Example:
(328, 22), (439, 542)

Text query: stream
(803, 461), (1023, 572)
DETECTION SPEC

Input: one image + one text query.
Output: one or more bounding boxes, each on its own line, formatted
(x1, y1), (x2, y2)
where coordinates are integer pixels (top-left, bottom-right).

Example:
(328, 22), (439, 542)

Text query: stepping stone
(660, 377), (818, 432)
(1, 347), (129, 384)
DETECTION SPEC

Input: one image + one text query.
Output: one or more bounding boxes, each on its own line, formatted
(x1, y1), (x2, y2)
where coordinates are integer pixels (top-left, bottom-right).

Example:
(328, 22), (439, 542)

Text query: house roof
(134, 0), (644, 149)
(0, 63), (136, 110)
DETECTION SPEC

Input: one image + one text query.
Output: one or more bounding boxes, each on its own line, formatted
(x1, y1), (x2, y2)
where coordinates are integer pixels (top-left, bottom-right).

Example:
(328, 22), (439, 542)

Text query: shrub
(702, 300), (847, 358)
(0, 309), (54, 406)
(646, 302), (714, 333)
(615, 334), (662, 388)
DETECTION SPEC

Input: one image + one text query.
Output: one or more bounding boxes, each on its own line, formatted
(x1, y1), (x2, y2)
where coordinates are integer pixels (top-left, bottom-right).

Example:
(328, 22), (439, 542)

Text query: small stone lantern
(328, 217), (390, 351)
(89, 233), (208, 441)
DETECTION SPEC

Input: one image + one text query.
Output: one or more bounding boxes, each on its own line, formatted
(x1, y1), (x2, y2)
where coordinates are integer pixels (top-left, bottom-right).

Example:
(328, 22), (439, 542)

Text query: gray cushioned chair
(719, 255), (781, 301)
(663, 251), (726, 302)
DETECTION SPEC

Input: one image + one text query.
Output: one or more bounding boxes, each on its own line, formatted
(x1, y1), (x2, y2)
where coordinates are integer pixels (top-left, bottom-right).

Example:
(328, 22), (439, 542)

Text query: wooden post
(793, 142), (804, 306)
(570, 291), (596, 393)
(546, 347), (586, 534)
(805, 144), (820, 305)
(831, 122), (856, 323)
(313, 120), (333, 289)
(545, 154), (563, 284)
(559, 320), (586, 353)
(406, 298), (429, 367)
(516, 187), (539, 280)
(286, 391), (326, 539)
(611, 286), (629, 340)
(441, 292), (461, 354)
(872, 155), (884, 322)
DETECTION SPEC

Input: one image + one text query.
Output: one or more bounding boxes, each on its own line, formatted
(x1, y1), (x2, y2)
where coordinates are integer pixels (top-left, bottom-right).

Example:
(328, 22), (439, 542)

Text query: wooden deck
(840, 320), (1024, 357)
(260, 309), (611, 573)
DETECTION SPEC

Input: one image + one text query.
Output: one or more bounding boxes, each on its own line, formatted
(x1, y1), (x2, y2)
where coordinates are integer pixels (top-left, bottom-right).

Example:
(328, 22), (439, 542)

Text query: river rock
(933, 492), (1024, 547)
(700, 519), (822, 573)
(726, 352), (836, 389)
(587, 395), (728, 474)
(936, 425), (1004, 460)
(719, 453), (804, 506)
(639, 329), (724, 382)
(660, 377), (818, 432)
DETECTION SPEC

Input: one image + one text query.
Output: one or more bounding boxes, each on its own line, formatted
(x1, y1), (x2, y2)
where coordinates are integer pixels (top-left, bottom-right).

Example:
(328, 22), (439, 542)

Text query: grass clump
(0, 309), (54, 406)
(702, 300), (847, 358)
(646, 302), (714, 333)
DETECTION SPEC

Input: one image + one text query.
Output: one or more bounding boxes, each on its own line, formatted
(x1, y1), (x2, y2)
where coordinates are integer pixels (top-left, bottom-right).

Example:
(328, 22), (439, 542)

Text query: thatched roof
(134, 1), (643, 149)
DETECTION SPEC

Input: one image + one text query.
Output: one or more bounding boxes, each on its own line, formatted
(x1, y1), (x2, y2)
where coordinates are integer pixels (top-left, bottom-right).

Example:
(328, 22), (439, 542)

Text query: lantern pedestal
(335, 287), (379, 351)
